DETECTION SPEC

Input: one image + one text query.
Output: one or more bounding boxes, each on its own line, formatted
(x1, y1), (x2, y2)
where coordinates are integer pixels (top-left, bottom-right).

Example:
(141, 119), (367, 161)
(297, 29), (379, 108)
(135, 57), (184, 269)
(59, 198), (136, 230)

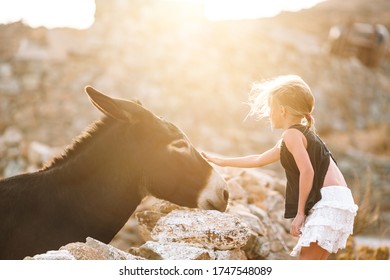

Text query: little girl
(202, 75), (358, 260)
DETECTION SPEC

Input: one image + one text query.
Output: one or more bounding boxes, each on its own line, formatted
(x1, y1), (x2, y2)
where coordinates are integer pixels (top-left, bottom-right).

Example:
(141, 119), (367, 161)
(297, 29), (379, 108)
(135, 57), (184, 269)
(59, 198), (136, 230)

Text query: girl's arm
(283, 128), (314, 236)
(201, 142), (281, 168)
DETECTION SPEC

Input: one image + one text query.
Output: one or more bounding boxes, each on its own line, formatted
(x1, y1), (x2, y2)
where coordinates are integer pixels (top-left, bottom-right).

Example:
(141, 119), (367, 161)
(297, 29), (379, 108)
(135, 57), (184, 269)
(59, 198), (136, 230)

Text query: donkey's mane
(42, 116), (114, 170)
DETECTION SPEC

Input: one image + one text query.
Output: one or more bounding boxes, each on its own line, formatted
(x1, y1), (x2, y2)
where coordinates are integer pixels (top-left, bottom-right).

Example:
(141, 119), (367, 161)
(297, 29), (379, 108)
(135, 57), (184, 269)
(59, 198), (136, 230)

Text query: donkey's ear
(84, 86), (129, 122)
(133, 99), (143, 106)
(85, 86), (152, 124)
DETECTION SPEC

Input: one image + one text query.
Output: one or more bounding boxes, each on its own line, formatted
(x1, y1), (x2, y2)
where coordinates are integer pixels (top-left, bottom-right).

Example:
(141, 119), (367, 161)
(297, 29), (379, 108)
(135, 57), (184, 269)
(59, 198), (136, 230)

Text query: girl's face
(269, 98), (284, 129)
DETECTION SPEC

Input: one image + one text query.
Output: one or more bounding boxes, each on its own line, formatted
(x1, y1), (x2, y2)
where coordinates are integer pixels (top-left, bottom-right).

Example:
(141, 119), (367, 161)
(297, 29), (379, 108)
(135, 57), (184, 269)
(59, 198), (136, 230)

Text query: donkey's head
(85, 86), (229, 212)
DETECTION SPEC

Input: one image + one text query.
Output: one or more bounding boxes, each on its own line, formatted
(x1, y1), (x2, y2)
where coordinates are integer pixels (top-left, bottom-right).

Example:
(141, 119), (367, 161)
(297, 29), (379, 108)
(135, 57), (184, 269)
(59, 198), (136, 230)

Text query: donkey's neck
(40, 117), (143, 242)
(43, 117), (113, 170)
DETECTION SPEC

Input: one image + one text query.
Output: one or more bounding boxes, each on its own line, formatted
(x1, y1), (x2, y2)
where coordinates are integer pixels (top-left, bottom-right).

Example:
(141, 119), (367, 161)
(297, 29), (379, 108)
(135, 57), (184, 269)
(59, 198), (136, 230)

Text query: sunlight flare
(204, 0), (325, 20)
(0, 0), (95, 29)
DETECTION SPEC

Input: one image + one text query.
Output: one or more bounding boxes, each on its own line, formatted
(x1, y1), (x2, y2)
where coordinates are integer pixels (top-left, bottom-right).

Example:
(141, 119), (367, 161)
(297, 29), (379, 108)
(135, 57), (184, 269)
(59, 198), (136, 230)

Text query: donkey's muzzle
(198, 169), (229, 212)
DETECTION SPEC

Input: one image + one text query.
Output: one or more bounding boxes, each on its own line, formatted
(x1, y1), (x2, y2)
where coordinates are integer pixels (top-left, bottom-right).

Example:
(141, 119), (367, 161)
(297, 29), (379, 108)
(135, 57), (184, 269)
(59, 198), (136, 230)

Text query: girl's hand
(290, 213), (306, 237)
(201, 151), (211, 161)
(201, 152), (222, 166)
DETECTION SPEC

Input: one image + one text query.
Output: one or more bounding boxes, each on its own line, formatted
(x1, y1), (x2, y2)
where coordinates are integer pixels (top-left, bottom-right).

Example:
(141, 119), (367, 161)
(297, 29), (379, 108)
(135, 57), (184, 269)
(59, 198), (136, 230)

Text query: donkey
(0, 86), (229, 259)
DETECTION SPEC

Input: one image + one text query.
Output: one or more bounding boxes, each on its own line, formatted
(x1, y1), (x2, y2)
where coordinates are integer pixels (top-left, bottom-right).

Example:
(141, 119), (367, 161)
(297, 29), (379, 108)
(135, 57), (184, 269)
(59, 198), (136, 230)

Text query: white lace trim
(290, 186), (358, 257)
(312, 200), (358, 213)
(305, 206), (356, 232)
(290, 225), (352, 256)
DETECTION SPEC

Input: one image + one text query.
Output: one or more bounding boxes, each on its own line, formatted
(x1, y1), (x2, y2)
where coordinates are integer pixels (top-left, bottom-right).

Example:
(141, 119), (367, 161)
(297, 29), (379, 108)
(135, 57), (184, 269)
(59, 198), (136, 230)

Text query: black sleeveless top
(280, 124), (335, 218)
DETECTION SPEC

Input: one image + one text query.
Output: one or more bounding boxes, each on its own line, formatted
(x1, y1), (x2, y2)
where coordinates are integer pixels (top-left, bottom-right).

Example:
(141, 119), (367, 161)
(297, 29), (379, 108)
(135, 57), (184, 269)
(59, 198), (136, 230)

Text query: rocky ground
(1, 0), (389, 259)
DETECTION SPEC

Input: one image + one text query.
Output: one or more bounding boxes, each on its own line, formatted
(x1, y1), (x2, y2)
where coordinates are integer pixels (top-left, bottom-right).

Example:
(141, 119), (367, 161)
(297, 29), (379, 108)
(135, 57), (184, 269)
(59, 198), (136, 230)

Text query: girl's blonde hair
(248, 75), (316, 131)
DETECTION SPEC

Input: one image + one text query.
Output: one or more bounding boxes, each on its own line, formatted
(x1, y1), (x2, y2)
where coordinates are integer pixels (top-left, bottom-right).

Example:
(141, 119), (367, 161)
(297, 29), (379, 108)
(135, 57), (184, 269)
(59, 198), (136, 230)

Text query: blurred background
(0, 0), (389, 245)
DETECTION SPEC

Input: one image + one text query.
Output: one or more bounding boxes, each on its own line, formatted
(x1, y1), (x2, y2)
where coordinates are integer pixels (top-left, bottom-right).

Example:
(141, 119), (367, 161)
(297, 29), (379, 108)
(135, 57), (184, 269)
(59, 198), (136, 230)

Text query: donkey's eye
(168, 139), (189, 152)
(173, 140), (188, 148)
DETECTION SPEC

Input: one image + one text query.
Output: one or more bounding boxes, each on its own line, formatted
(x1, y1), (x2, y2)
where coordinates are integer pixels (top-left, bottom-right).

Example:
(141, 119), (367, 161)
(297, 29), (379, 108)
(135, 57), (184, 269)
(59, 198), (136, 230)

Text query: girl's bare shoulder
(282, 127), (307, 149)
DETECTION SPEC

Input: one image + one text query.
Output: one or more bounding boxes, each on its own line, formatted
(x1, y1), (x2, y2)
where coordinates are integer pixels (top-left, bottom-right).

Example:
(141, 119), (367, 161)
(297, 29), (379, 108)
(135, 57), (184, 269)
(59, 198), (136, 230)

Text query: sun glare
(204, 0), (325, 21)
(0, 0), (95, 29)
(0, 0), (324, 29)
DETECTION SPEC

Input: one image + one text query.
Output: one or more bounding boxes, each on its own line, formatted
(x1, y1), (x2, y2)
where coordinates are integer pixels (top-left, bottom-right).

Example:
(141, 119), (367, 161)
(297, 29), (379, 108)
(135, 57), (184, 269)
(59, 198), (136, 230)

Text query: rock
(135, 211), (166, 241)
(2, 127), (23, 146)
(110, 217), (144, 251)
(151, 209), (251, 250)
(262, 190), (291, 230)
(248, 204), (292, 253)
(0, 63), (12, 77)
(148, 198), (184, 214)
(24, 250), (76, 260)
(60, 242), (106, 260)
(244, 235), (271, 259)
(229, 202), (268, 236)
(85, 237), (141, 260)
(4, 158), (26, 178)
(21, 72), (41, 91)
(25, 237), (143, 260)
(225, 176), (249, 203)
(214, 249), (247, 260)
(129, 241), (247, 260)
(0, 77), (20, 95)
(130, 241), (213, 260)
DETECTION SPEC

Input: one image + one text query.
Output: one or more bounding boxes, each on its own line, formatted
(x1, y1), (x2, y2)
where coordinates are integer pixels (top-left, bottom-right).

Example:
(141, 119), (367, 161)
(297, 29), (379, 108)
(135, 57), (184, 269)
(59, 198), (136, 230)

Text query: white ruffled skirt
(290, 186), (358, 257)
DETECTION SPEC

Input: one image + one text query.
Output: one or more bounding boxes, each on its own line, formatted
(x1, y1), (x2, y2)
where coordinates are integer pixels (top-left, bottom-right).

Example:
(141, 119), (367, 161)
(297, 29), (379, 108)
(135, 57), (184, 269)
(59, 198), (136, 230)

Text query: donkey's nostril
(223, 190), (229, 202)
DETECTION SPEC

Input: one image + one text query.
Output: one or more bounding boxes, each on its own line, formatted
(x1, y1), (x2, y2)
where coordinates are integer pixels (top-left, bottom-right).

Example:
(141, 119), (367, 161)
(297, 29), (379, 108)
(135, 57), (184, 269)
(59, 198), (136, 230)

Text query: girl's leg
(299, 242), (330, 260)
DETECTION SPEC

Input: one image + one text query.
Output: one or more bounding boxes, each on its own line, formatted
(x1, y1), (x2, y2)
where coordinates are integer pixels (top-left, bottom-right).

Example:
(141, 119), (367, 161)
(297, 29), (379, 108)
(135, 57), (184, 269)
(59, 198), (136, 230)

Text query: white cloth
(290, 186), (358, 257)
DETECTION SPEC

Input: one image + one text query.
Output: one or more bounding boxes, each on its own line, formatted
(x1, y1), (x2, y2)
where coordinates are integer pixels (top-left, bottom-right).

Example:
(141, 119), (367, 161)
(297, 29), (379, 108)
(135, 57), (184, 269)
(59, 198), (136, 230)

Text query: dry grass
(351, 169), (381, 235)
(333, 169), (389, 259)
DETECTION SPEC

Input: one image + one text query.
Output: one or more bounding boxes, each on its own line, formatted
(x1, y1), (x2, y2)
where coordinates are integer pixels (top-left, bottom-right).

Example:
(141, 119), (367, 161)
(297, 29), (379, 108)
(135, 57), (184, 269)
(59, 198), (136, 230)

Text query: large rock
(24, 250), (76, 260)
(25, 237), (143, 260)
(151, 209), (251, 250)
(129, 241), (247, 260)
(129, 241), (214, 260)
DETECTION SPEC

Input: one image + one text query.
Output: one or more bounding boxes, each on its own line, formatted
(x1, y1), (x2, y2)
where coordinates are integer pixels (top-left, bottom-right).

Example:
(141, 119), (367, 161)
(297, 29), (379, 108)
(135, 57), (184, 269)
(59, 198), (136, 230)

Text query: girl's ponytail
(305, 113), (316, 132)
